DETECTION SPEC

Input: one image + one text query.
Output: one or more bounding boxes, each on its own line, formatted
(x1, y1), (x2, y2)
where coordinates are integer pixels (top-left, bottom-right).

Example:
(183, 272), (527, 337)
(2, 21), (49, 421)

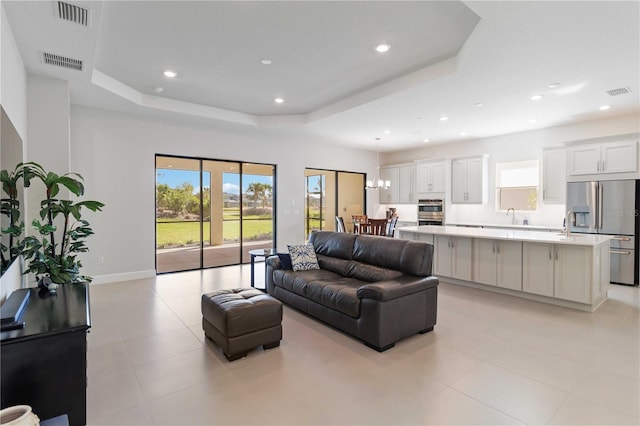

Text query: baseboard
(90, 269), (156, 285)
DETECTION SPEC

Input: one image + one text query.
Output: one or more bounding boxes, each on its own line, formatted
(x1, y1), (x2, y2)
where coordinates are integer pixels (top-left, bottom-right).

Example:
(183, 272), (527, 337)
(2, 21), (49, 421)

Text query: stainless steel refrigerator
(567, 179), (639, 286)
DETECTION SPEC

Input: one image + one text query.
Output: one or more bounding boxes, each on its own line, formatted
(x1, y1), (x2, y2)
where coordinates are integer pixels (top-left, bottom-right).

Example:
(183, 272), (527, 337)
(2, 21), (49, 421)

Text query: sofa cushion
(346, 261), (403, 282)
(309, 231), (356, 260)
(353, 234), (433, 277)
(288, 244), (320, 271)
(272, 268), (343, 296)
(317, 254), (351, 276)
(304, 278), (363, 318)
(271, 269), (363, 318)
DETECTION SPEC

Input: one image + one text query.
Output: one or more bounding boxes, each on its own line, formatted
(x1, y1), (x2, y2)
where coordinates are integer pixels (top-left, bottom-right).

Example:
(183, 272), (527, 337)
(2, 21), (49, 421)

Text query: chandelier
(365, 139), (391, 190)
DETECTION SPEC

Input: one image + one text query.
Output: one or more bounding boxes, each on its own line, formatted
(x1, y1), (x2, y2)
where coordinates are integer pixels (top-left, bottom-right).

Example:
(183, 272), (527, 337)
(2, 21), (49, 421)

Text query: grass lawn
(156, 220), (273, 248)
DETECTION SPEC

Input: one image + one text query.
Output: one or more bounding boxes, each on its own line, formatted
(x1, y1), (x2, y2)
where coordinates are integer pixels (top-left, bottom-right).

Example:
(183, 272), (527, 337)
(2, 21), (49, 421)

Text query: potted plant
(1, 162), (104, 285)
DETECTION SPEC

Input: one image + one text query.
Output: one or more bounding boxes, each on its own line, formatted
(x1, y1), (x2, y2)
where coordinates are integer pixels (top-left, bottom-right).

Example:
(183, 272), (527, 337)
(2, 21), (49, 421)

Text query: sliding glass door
(304, 168), (365, 237)
(156, 155), (275, 273)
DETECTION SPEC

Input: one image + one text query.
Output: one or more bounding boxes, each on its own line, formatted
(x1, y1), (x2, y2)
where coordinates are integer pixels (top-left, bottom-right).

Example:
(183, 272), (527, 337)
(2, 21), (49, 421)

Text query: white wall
(69, 106), (378, 283)
(0, 3), (27, 141)
(381, 113), (640, 227)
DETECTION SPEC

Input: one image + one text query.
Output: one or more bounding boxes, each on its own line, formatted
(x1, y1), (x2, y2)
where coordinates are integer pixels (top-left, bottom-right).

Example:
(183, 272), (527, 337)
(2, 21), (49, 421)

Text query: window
(495, 160), (539, 211)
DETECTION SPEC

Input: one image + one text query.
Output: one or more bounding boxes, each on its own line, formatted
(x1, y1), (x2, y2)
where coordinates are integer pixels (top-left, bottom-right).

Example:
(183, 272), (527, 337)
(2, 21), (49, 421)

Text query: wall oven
(418, 199), (444, 226)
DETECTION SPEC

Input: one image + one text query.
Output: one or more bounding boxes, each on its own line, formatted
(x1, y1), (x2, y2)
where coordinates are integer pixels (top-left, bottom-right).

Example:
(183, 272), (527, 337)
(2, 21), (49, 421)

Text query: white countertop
(446, 222), (563, 231)
(398, 225), (612, 246)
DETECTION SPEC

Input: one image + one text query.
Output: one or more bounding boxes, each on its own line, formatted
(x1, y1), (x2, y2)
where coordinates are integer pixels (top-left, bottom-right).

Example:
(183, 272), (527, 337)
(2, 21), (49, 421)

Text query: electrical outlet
(97, 256), (104, 265)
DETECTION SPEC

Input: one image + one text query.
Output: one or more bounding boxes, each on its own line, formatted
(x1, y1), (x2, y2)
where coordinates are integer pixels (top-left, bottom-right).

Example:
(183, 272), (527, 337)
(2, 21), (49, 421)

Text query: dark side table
(0, 283), (90, 425)
(248, 248), (277, 291)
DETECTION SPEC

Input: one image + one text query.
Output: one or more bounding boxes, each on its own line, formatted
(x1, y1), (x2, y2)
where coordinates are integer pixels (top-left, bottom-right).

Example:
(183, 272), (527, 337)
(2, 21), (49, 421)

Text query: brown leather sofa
(266, 231), (438, 351)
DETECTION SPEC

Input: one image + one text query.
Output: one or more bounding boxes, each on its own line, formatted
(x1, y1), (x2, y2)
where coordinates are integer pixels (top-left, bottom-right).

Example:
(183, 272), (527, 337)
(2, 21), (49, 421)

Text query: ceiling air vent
(606, 87), (631, 96)
(42, 52), (83, 71)
(56, 1), (90, 26)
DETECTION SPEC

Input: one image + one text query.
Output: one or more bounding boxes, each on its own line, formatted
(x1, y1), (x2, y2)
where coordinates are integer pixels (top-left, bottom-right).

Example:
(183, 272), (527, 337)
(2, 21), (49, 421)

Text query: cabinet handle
(597, 161), (600, 172)
(549, 247), (552, 260)
(497, 243), (500, 254)
(492, 242), (495, 253)
(611, 250), (631, 255)
(602, 160), (605, 171)
(555, 250), (558, 261)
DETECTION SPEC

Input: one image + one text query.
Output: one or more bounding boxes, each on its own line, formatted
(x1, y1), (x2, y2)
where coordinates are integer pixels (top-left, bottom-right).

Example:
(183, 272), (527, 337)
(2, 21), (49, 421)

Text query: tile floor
(87, 265), (640, 425)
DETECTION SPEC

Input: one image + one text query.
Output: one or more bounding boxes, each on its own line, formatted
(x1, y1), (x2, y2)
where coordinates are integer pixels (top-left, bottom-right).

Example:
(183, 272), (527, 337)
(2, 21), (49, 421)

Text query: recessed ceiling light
(474, 103), (483, 107)
(153, 86), (164, 93)
(439, 116), (449, 121)
(260, 58), (273, 65)
(375, 44), (390, 53)
(530, 94), (543, 101)
(423, 138), (430, 143)
(547, 83), (561, 89)
(274, 98), (284, 104)
(163, 70), (177, 78)
(416, 116), (423, 120)
(528, 119), (537, 123)
(599, 105), (611, 111)
(383, 129), (391, 134)
(459, 131), (467, 136)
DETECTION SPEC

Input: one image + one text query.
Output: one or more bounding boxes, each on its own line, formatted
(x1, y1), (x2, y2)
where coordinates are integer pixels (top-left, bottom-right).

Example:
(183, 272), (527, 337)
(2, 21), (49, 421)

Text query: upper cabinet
(379, 164), (415, 204)
(567, 138), (638, 179)
(416, 160), (446, 194)
(379, 167), (399, 204)
(542, 148), (566, 203)
(451, 155), (488, 204)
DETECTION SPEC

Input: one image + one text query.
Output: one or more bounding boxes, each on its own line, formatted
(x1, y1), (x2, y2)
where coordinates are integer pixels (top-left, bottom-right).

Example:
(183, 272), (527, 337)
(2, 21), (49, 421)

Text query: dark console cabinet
(1, 283), (90, 425)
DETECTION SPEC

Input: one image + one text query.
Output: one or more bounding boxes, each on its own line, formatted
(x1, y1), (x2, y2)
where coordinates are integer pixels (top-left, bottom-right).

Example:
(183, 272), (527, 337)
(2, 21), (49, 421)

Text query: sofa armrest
(357, 276), (439, 302)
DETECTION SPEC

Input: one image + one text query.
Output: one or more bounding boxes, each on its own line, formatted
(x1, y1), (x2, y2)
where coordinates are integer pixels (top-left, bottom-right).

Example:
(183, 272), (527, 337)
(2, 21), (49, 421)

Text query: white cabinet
(542, 148), (566, 203)
(379, 165), (415, 204)
(473, 239), (522, 290)
(398, 164), (416, 203)
(434, 235), (472, 280)
(379, 167), (399, 204)
(451, 155), (488, 204)
(567, 140), (637, 176)
(523, 243), (555, 297)
(416, 161), (446, 194)
(554, 245), (591, 303)
(523, 242), (592, 303)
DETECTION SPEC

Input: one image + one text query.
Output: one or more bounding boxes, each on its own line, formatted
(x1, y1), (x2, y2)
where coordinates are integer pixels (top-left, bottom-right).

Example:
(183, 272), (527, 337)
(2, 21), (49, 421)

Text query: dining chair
(352, 214), (368, 233)
(385, 216), (399, 237)
(365, 219), (387, 236)
(335, 216), (346, 232)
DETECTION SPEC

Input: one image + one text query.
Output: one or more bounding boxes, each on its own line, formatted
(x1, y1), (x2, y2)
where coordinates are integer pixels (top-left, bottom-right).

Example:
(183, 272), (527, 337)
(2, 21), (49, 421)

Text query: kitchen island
(398, 225), (611, 311)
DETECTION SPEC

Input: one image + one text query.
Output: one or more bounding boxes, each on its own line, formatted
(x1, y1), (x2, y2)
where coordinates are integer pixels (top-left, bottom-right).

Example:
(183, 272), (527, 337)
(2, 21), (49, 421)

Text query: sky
(156, 169), (273, 195)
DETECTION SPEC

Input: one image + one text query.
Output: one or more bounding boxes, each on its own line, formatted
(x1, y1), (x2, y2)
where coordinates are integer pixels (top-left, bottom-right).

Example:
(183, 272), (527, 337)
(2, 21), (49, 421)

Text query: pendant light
(365, 138), (391, 190)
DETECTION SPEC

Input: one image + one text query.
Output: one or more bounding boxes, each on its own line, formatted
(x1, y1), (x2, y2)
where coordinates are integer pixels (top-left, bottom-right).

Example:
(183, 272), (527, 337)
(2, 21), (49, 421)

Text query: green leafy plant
(1, 162), (104, 283)
(0, 165), (26, 272)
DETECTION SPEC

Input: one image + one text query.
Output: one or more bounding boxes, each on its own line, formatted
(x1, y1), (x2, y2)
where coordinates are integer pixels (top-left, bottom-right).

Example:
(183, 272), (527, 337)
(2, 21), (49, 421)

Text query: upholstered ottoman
(201, 288), (283, 361)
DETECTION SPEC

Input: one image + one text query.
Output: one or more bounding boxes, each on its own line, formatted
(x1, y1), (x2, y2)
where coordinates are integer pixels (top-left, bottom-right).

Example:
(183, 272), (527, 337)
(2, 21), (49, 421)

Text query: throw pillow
(288, 244), (320, 271)
(277, 253), (293, 270)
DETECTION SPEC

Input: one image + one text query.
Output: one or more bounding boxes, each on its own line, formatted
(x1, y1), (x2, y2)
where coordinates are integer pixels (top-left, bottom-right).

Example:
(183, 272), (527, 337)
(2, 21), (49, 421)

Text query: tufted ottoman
(201, 288), (283, 361)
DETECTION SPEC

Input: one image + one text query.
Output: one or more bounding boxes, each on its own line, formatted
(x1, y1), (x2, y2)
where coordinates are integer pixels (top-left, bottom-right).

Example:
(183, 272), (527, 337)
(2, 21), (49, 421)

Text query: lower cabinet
(523, 242), (592, 303)
(434, 235), (472, 280)
(554, 245), (592, 303)
(523, 242), (555, 297)
(473, 239), (522, 290)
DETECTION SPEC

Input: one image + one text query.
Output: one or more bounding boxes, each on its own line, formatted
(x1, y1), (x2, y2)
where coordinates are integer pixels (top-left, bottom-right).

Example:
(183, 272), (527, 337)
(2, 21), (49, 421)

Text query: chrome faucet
(564, 210), (575, 236)
(506, 207), (516, 225)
